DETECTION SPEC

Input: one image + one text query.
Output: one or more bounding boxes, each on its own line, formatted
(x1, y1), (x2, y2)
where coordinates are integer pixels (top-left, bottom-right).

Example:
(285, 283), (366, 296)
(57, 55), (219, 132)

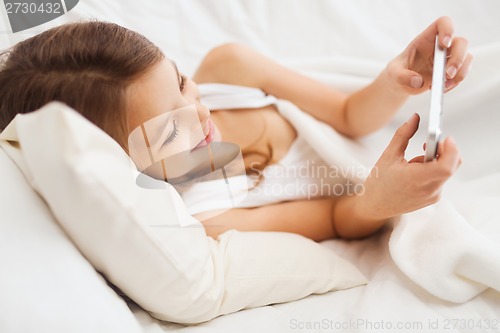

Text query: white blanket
(2, 0), (499, 324)
(276, 43), (500, 303)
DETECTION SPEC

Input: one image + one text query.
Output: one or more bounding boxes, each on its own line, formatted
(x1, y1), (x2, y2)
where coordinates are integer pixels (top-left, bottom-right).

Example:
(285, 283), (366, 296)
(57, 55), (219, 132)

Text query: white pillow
(0, 147), (142, 333)
(0, 102), (367, 324)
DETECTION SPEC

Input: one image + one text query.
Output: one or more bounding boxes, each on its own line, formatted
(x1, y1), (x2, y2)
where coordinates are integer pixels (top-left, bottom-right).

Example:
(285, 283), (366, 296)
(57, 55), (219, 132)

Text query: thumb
(386, 113), (420, 158)
(397, 68), (424, 90)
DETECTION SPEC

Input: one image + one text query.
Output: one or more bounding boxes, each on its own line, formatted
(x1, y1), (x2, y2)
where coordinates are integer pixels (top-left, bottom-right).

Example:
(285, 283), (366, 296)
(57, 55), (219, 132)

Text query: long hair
(0, 21), (273, 183)
(0, 21), (164, 149)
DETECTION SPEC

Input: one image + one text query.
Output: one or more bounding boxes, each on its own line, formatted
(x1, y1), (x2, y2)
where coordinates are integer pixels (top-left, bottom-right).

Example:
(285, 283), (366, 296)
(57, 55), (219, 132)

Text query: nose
(196, 102), (211, 132)
(183, 77), (211, 131)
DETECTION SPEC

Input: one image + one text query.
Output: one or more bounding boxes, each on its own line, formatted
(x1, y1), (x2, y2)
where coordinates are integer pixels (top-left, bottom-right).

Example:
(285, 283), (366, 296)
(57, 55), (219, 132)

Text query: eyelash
(179, 74), (186, 92)
(164, 119), (179, 145)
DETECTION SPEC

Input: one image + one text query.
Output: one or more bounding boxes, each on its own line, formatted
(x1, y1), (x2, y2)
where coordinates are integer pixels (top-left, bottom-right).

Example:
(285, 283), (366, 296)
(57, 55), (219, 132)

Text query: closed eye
(164, 119), (179, 145)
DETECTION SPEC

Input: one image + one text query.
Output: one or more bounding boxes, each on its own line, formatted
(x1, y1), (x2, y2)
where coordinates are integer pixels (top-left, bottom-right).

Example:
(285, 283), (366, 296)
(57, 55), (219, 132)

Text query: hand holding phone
(424, 35), (447, 162)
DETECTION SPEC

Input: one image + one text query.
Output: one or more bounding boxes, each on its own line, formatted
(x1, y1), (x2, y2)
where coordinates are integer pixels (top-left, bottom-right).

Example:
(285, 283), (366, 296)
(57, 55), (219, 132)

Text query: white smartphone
(424, 35), (447, 162)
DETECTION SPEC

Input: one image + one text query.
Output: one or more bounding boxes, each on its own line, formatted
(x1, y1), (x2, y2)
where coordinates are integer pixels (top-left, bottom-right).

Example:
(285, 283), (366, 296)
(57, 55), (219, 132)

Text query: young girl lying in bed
(0, 18), (471, 241)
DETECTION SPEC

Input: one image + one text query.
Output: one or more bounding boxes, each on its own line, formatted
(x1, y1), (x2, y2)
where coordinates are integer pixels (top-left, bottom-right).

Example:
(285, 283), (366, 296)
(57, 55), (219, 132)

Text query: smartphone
(424, 35), (447, 162)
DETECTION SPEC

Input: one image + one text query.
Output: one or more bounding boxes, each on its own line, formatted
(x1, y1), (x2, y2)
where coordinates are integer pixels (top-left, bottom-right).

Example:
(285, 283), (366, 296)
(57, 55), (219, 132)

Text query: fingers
(430, 137), (461, 180)
(427, 17), (472, 89)
(406, 16), (471, 93)
(395, 16), (473, 95)
(445, 37), (468, 78)
(419, 16), (454, 46)
(385, 56), (426, 93)
(386, 113), (420, 158)
(436, 16), (455, 48)
(445, 53), (473, 91)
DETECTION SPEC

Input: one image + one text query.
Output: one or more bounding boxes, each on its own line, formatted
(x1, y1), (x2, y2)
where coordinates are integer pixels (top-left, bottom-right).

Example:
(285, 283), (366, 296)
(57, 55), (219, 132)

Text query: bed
(1, 1), (499, 332)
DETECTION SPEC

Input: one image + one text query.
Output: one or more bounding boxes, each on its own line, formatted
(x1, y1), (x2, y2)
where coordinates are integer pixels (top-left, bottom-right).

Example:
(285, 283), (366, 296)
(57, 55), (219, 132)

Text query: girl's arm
(197, 196), (381, 241)
(198, 114), (462, 240)
(194, 43), (404, 138)
(193, 17), (471, 138)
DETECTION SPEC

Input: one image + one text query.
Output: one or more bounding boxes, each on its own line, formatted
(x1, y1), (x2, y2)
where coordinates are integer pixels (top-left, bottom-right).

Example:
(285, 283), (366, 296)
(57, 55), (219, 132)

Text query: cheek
(157, 132), (193, 158)
(176, 105), (205, 135)
(156, 106), (206, 157)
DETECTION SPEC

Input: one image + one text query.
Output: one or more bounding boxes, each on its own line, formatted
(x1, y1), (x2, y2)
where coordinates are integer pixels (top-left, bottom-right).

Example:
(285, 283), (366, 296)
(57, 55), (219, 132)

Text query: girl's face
(126, 58), (221, 173)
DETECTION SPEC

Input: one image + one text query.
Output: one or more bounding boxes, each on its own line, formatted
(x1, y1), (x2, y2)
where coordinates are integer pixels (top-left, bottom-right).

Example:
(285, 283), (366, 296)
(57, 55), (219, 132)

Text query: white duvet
(2, 0), (499, 331)
(275, 47), (500, 302)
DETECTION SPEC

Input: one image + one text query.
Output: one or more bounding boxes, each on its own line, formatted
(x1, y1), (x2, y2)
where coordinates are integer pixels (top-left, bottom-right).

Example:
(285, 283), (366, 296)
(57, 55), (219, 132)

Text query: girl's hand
(386, 16), (473, 95)
(354, 113), (461, 221)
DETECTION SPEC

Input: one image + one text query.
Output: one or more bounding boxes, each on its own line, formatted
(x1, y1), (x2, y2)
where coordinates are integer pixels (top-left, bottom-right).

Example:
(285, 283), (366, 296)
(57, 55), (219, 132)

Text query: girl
(0, 18), (470, 241)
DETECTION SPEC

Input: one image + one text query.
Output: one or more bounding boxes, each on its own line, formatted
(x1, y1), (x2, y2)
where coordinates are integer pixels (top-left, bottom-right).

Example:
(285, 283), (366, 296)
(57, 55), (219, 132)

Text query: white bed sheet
(131, 229), (500, 333)
(2, 0), (499, 331)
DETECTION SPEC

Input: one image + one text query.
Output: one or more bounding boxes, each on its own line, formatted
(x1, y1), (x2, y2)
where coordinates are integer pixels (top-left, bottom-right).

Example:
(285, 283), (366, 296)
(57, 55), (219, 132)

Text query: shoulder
(202, 43), (249, 64)
(193, 43), (263, 87)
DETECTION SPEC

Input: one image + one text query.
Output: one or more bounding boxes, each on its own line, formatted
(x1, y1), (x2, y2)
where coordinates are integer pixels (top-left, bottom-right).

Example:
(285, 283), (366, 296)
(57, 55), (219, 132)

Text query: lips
(193, 119), (215, 150)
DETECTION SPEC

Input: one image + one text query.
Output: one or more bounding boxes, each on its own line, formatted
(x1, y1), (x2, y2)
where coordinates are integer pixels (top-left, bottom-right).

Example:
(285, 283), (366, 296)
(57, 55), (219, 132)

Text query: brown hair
(0, 21), (164, 149)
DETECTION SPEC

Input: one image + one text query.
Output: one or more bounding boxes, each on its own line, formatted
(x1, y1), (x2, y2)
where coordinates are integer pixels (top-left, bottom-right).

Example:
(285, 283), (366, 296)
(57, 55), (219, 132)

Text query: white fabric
(277, 86), (500, 303)
(244, 50), (500, 302)
(387, 41), (500, 302)
(0, 148), (143, 333)
(2, 0), (500, 331)
(177, 83), (350, 215)
(0, 102), (367, 325)
(133, 229), (500, 333)
(198, 83), (278, 110)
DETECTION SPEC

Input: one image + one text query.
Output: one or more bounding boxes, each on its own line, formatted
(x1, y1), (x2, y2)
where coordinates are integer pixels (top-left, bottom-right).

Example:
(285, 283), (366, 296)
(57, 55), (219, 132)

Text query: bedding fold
(276, 45), (500, 303)
(0, 102), (367, 324)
